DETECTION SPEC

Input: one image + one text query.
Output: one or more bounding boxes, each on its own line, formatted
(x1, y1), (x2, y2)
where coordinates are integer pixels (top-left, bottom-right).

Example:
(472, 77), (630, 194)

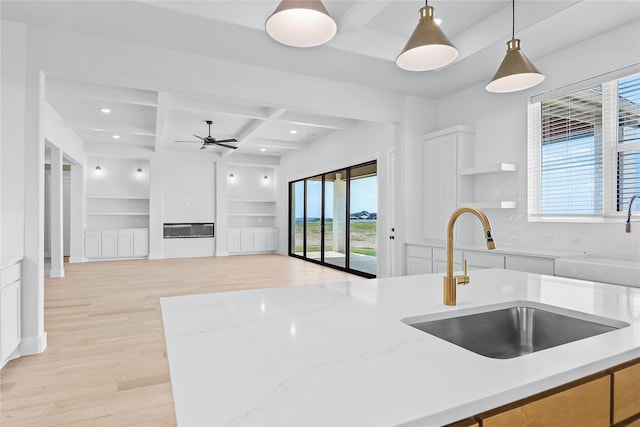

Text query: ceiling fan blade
(175, 140), (200, 143)
(216, 138), (238, 143)
(199, 144), (206, 150)
(215, 142), (238, 149)
(193, 134), (205, 141)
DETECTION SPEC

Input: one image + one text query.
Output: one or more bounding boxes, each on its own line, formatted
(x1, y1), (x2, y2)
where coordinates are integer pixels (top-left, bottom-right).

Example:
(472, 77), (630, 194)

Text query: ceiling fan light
(266, 0), (337, 48)
(486, 38), (545, 93)
(396, 5), (458, 71)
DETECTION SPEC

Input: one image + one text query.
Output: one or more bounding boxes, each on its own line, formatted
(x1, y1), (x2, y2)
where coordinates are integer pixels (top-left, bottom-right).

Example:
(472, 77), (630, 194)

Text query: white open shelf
(228, 199), (276, 203)
(227, 213), (276, 217)
(86, 195), (149, 200)
(87, 212), (150, 216)
(461, 201), (517, 209)
(459, 163), (517, 176)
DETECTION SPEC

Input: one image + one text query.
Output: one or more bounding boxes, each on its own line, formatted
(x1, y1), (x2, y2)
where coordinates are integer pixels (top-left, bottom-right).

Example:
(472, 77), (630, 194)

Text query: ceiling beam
(165, 94), (270, 120)
(47, 80), (158, 107)
(223, 108), (287, 158)
(277, 111), (356, 130)
(64, 119), (156, 136)
(243, 138), (308, 151)
(338, 1), (393, 35)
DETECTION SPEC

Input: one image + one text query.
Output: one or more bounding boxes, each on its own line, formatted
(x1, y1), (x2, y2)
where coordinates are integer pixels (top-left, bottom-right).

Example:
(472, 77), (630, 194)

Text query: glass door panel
(323, 170), (347, 268)
(349, 163), (377, 276)
(305, 176), (323, 260)
(291, 181), (304, 257)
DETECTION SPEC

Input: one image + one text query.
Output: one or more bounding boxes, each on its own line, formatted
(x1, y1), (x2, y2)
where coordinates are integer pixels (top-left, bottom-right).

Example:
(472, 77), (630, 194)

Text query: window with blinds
(617, 75), (640, 212)
(528, 70), (640, 221)
(540, 86), (603, 214)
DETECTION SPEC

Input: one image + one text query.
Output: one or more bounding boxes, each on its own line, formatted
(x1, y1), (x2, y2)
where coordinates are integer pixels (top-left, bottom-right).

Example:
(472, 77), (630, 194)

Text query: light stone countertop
(161, 269), (640, 426)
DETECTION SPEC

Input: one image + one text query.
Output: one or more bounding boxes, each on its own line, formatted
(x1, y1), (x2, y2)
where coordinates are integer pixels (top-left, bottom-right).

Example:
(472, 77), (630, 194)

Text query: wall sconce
(228, 173), (236, 182)
(137, 167), (143, 175)
(263, 175), (270, 184)
(95, 165), (102, 174)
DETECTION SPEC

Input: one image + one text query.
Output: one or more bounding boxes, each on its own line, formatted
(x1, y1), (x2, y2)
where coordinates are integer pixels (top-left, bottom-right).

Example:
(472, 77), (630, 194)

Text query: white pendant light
(486, 0), (545, 93)
(396, 1), (458, 71)
(265, 0), (337, 48)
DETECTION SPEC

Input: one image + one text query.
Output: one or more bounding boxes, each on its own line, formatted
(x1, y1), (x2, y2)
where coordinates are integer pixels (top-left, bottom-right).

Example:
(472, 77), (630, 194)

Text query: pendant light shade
(396, 4), (458, 71)
(486, 38), (545, 93)
(486, 0), (544, 93)
(265, 0), (337, 48)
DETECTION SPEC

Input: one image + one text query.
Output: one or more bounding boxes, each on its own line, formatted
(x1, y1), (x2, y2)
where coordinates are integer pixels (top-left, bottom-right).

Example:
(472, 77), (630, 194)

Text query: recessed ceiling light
(290, 130), (297, 134)
(100, 108), (111, 114)
(260, 148), (267, 152)
(112, 135), (120, 139)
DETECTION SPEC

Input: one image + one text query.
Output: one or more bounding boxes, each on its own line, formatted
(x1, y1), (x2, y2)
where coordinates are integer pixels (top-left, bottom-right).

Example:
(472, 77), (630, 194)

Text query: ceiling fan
(175, 120), (238, 150)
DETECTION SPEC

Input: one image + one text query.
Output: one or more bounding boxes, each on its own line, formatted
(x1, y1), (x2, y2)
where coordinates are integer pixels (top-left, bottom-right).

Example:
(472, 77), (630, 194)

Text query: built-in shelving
(227, 199), (276, 227)
(86, 195), (150, 228)
(459, 163), (517, 176)
(460, 201), (517, 209)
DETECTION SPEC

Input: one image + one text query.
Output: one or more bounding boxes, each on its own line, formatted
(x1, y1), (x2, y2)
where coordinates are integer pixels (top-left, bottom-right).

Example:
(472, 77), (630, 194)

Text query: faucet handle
(457, 259), (470, 285)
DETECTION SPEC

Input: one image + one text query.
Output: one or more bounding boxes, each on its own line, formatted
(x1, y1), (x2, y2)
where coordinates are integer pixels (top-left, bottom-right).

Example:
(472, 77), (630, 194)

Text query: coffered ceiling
(3, 1), (639, 159)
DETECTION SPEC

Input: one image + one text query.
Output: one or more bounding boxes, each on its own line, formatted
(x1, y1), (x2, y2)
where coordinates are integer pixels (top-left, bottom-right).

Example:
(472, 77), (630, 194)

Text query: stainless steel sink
(403, 301), (629, 359)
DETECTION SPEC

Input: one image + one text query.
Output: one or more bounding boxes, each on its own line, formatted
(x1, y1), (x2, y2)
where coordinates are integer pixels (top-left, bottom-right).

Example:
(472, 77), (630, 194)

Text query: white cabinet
(84, 230), (102, 258)
(117, 230), (134, 257)
(266, 228), (278, 252)
(253, 228), (266, 252)
(506, 255), (555, 275)
(228, 228), (242, 253)
(228, 227), (278, 254)
(1, 261), (21, 367)
(406, 245), (432, 275)
(463, 250), (505, 270)
(423, 126), (474, 242)
(133, 229), (149, 257)
(85, 229), (149, 259)
(101, 230), (118, 258)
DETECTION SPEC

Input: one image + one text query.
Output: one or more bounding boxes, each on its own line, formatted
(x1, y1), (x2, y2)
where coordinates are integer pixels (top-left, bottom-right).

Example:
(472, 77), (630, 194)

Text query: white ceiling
(3, 0), (639, 159)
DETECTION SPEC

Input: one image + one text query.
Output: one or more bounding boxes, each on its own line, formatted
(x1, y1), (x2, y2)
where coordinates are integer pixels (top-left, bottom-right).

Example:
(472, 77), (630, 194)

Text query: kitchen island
(160, 269), (640, 426)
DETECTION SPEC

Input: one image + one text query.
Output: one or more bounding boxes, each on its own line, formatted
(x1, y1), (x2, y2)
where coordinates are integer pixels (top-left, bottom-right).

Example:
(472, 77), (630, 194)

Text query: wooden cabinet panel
(240, 228), (254, 252)
(133, 229), (149, 257)
(444, 418), (479, 427)
(253, 228), (266, 252)
(228, 228), (241, 253)
(85, 230), (102, 258)
(265, 228), (278, 252)
(612, 359), (640, 424)
(478, 374), (610, 427)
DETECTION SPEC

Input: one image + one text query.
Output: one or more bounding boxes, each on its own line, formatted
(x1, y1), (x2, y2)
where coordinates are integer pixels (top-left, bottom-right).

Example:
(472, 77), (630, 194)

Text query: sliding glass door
(289, 161), (377, 278)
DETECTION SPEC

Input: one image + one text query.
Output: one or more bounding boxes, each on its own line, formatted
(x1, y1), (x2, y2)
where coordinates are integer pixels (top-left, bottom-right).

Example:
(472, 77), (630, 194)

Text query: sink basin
(403, 301), (629, 359)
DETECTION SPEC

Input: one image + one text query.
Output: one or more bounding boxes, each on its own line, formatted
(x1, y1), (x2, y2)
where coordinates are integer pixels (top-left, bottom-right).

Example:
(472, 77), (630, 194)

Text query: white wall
(1, 21), (27, 259)
(436, 21), (640, 258)
(161, 152), (215, 258)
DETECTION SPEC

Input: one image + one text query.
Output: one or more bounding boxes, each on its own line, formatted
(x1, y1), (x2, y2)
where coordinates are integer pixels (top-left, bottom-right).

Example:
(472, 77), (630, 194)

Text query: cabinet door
(266, 228), (278, 252)
(253, 228), (267, 252)
(117, 230), (134, 257)
(478, 374), (610, 427)
(423, 134), (457, 241)
(133, 229), (149, 257)
(611, 359), (640, 424)
(0, 280), (21, 363)
(101, 231), (118, 258)
(505, 255), (554, 275)
(407, 257), (432, 275)
(240, 228), (254, 253)
(84, 230), (102, 258)
(228, 228), (242, 253)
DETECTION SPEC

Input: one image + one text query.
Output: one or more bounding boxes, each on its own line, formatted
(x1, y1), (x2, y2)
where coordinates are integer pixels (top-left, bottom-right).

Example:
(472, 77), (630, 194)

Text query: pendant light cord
(512, 0), (515, 39)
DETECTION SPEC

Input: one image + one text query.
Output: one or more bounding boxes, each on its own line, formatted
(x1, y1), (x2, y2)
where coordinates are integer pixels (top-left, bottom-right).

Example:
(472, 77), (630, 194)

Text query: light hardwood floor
(0, 254), (362, 426)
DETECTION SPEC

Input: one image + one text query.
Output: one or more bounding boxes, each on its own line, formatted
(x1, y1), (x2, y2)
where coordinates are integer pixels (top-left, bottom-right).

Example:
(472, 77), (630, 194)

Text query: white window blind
(617, 75), (640, 212)
(528, 71), (640, 221)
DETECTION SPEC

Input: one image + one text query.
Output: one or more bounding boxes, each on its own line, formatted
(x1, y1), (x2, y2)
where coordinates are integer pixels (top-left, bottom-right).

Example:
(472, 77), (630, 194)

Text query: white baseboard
(20, 332), (48, 356)
(215, 250), (229, 257)
(69, 256), (86, 263)
(49, 268), (65, 278)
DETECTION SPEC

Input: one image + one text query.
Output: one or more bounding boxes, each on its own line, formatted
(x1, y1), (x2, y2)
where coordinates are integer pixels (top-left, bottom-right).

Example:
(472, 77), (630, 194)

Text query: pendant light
(396, 1), (458, 71)
(486, 0), (545, 93)
(265, 0), (337, 48)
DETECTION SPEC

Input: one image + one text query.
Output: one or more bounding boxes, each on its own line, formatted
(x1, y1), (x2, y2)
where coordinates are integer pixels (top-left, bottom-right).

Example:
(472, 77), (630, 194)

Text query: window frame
(528, 68), (640, 223)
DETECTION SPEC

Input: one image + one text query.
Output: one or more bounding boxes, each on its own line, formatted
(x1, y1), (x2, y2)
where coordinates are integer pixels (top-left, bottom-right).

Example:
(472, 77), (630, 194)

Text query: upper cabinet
(423, 126), (474, 242)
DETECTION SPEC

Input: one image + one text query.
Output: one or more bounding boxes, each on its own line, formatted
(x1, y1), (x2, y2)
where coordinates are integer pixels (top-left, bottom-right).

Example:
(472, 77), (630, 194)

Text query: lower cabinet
(228, 227), (278, 254)
(85, 229), (149, 259)
(1, 261), (21, 368)
(445, 358), (640, 427)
